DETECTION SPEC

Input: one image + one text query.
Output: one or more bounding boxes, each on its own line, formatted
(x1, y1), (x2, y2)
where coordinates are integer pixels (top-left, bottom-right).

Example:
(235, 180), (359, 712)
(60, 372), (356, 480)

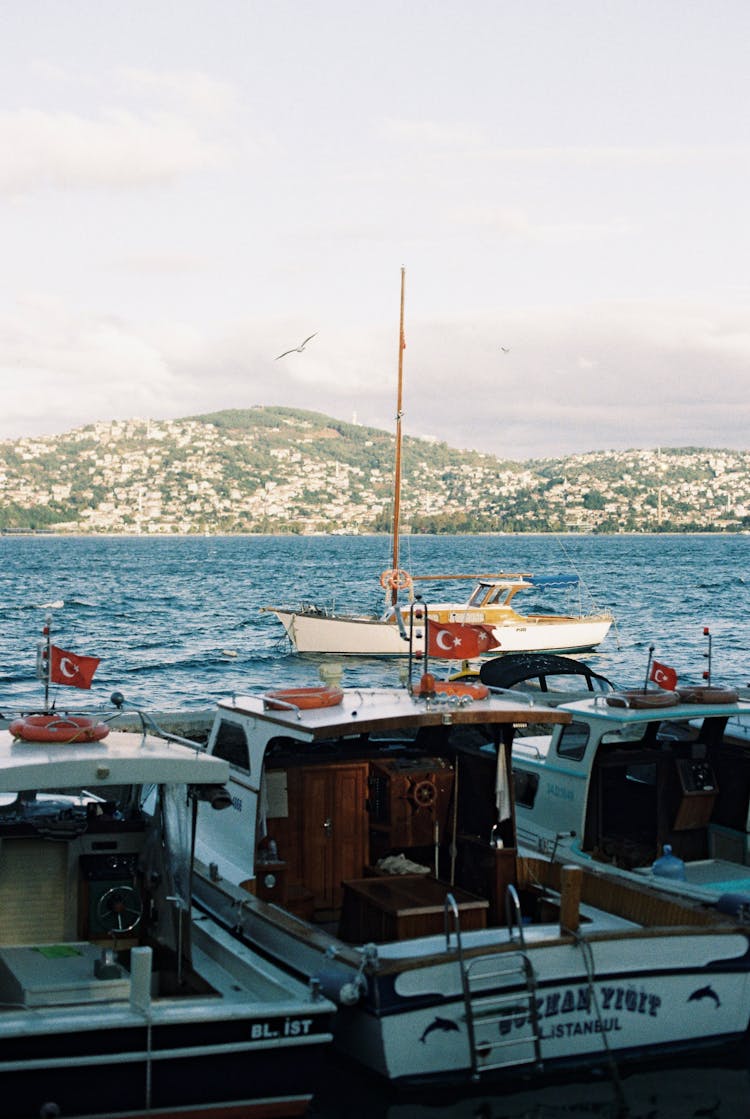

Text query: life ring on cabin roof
(605, 689), (680, 710)
(9, 714), (110, 744)
(677, 685), (740, 704)
(265, 686), (344, 711)
(379, 568), (413, 591)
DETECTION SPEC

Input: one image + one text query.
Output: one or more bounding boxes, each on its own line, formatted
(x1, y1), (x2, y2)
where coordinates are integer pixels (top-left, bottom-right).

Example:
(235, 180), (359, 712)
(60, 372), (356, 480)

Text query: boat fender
(8, 714), (110, 743)
(379, 568), (412, 591)
(264, 686), (344, 711)
(651, 844), (686, 880)
(313, 968), (367, 1006)
(716, 893), (750, 922)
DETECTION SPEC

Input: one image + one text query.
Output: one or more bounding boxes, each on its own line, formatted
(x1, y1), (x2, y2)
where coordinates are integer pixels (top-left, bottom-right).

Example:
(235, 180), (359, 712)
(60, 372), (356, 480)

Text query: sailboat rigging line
(390, 266), (406, 607)
(552, 535), (605, 610)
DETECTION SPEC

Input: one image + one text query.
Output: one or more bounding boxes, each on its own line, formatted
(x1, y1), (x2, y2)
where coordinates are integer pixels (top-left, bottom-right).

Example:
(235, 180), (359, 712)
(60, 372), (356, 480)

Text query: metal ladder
(445, 887), (543, 1080)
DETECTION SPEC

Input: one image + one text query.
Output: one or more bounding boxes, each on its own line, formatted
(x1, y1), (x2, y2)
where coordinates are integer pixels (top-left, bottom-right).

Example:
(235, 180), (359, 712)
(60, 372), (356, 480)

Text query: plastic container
(651, 844), (686, 880)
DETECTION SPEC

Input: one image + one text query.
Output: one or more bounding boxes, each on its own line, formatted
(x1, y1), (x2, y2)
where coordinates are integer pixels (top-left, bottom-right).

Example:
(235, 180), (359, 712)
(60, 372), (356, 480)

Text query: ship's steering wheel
(96, 885), (143, 936)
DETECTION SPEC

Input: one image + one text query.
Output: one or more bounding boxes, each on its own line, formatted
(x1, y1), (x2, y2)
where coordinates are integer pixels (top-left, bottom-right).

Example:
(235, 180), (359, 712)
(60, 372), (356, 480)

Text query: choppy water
(1, 531), (749, 1116)
(1, 532), (747, 714)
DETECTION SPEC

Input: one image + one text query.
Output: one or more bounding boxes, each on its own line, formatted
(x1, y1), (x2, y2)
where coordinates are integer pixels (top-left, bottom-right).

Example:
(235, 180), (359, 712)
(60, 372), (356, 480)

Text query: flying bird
(275, 333), (318, 359)
(500, 346), (510, 353)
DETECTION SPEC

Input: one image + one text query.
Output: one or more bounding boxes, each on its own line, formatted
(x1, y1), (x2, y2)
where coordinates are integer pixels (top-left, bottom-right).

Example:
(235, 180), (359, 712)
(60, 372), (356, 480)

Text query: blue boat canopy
(528, 574), (580, 589)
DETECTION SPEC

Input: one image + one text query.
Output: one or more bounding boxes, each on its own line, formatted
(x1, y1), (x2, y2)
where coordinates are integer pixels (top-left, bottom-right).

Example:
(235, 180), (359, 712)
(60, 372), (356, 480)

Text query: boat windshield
(467, 583), (513, 608)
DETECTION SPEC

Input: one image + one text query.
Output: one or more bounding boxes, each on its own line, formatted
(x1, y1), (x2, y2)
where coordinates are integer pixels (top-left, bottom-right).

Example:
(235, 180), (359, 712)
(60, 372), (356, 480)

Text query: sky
(1, 0), (749, 461)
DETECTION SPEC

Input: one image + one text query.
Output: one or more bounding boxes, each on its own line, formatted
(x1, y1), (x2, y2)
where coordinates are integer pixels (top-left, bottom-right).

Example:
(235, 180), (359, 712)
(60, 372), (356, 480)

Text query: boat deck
(633, 858), (750, 896)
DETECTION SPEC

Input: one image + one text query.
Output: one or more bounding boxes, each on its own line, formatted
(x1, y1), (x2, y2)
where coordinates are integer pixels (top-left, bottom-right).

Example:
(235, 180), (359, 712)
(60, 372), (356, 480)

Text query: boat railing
(486, 686), (536, 707)
(512, 739), (545, 758)
(505, 883), (526, 948)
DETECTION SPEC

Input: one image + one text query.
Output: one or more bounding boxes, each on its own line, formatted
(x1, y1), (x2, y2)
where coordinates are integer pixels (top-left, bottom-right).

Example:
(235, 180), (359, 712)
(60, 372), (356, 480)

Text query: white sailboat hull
(269, 608), (612, 657)
(269, 610), (423, 656)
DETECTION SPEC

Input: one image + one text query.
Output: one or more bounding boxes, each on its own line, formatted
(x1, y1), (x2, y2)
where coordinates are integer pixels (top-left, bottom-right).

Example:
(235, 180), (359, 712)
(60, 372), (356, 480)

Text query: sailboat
(263, 269), (613, 658)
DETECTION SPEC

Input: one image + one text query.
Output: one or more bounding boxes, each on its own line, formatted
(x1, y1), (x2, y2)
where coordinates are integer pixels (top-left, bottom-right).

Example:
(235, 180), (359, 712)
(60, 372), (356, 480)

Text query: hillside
(0, 406), (748, 534)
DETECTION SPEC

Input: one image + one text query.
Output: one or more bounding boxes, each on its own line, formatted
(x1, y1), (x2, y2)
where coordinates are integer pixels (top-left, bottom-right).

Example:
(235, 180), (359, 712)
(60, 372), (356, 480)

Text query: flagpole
(643, 644), (655, 693)
(43, 614), (51, 712)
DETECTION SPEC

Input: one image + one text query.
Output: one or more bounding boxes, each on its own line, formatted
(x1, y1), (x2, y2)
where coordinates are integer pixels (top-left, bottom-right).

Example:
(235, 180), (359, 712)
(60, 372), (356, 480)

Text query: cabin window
(212, 720), (250, 772)
(467, 585), (485, 607)
(556, 721), (590, 761)
(513, 767), (539, 808)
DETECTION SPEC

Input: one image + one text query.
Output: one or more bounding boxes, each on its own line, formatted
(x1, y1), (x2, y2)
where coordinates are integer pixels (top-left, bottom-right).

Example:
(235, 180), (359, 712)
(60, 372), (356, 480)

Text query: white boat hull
(269, 609), (612, 657)
(195, 874), (750, 1085)
(347, 932), (750, 1083)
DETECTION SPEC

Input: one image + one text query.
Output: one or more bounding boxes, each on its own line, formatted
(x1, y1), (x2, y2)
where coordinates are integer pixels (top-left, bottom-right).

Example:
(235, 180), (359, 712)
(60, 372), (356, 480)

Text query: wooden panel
(368, 759), (453, 848)
(333, 765), (368, 896)
(0, 839), (68, 944)
(301, 763), (369, 912)
(339, 875), (487, 943)
(301, 767), (332, 909)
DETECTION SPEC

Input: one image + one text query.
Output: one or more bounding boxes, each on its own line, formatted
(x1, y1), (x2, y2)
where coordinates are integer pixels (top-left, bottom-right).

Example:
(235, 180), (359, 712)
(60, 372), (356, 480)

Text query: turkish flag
(49, 645), (101, 689)
(427, 622), (500, 659)
(650, 659), (678, 690)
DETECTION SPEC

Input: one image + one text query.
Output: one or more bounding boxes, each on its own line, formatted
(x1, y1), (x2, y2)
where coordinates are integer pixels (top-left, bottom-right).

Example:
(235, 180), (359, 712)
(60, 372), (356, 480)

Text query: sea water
(1, 532), (747, 712)
(0, 532), (749, 1116)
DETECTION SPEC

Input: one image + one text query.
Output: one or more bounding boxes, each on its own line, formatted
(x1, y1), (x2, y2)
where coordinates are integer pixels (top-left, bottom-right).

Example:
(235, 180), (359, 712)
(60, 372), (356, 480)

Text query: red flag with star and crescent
(427, 622), (500, 659)
(49, 645), (101, 690)
(650, 659), (678, 691)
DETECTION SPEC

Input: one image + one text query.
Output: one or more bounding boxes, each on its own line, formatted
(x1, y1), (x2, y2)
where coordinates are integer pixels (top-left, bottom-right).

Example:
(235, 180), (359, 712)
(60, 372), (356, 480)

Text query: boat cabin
(465, 576), (534, 611)
(512, 693), (750, 899)
(195, 689), (571, 939)
(0, 731), (231, 999)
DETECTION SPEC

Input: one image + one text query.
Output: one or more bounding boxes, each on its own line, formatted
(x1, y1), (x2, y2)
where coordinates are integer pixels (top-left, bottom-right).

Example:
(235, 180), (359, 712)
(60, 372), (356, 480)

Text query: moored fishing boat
(510, 639), (750, 911)
(0, 709), (334, 1119)
(179, 670), (750, 1087)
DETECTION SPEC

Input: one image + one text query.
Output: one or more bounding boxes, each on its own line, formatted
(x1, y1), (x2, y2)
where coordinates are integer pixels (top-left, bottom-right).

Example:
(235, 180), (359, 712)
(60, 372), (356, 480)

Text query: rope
(567, 928), (628, 1116)
(552, 534), (608, 616)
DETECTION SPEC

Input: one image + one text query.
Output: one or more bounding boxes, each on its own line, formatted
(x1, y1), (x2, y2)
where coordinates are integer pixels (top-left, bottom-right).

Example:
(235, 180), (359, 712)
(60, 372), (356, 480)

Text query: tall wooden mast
(391, 266), (406, 606)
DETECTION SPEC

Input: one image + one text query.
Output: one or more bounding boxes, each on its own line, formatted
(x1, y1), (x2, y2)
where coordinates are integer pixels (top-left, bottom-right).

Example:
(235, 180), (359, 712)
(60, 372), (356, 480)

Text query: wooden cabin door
(301, 763), (368, 914)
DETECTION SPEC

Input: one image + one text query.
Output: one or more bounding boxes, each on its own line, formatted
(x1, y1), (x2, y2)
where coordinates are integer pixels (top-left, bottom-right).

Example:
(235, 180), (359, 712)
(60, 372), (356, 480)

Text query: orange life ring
(606, 689), (679, 709)
(9, 715), (110, 744)
(677, 686), (740, 704)
(379, 568), (413, 591)
(265, 686), (344, 711)
(418, 675), (489, 701)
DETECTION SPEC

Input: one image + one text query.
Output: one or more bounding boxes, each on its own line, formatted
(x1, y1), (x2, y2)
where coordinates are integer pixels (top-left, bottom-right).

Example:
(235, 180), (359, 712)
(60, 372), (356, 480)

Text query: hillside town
(0, 409), (748, 535)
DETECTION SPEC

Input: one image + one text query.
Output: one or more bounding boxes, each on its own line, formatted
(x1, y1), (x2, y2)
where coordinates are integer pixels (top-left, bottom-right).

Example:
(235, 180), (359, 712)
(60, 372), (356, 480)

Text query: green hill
(0, 407), (747, 534)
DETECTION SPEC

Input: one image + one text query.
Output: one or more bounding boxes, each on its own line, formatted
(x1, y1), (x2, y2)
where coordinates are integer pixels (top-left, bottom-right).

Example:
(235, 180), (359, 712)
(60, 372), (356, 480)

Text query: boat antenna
(391, 265), (406, 607)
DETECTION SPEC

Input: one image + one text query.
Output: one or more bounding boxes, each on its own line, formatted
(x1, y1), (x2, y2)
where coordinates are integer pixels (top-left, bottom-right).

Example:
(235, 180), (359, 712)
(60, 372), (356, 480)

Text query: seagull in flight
(500, 346), (510, 353)
(275, 332), (318, 359)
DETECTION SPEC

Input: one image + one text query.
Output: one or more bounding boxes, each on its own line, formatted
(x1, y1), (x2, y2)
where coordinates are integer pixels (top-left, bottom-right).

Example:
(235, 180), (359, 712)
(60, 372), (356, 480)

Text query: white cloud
(116, 67), (240, 119)
(0, 107), (227, 196)
(1, 294), (748, 460)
